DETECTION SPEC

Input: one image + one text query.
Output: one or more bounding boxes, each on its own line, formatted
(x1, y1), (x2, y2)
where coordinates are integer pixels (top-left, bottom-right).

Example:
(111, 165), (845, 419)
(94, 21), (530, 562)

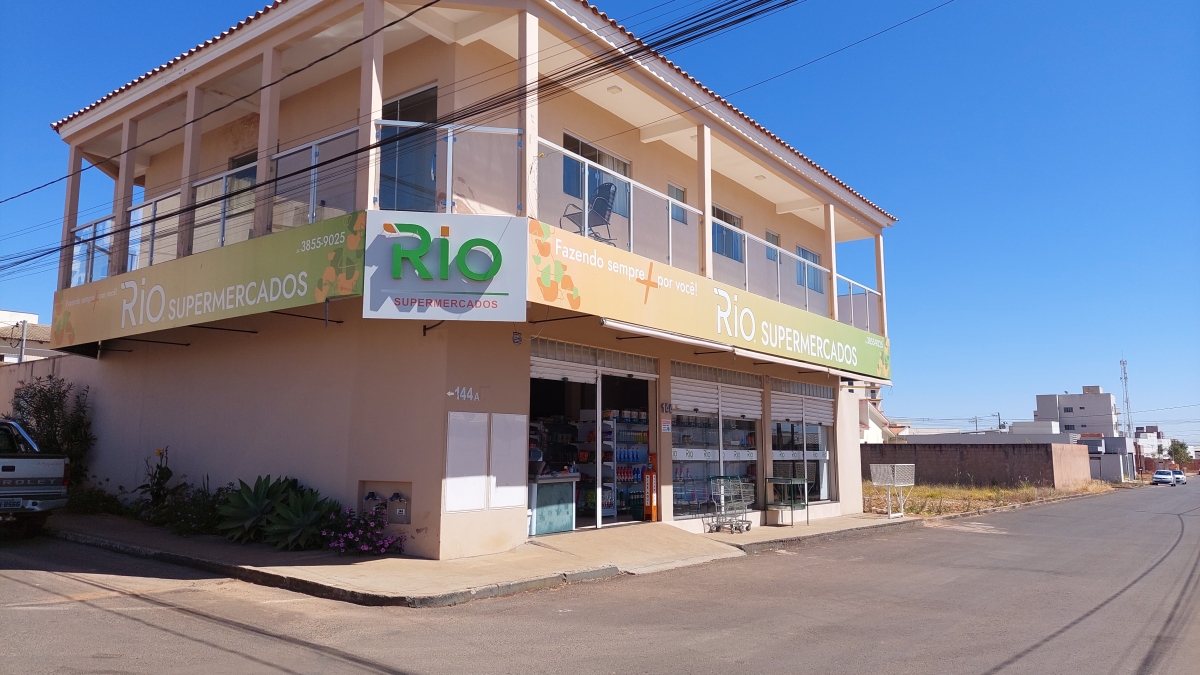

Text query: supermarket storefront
(42, 211), (889, 559)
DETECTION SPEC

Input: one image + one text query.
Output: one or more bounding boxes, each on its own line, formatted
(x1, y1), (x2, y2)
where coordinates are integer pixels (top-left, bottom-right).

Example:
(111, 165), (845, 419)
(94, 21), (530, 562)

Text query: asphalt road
(2, 484), (1197, 675)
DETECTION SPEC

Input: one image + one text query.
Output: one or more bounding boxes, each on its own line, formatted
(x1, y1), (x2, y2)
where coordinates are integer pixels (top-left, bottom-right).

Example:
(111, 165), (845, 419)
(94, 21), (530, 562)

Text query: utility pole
(995, 412), (1002, 431)
(1121, 359), (1138, 476)
(17, 321), (27, 364)
(972, 416), (979, 432)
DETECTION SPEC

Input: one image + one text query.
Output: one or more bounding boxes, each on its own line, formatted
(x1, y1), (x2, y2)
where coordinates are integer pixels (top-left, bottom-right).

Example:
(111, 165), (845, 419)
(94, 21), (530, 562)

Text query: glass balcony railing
(127, 191), (181, 272)
(192, 165), (257, 254)
(710, 219), (835, 321)
(272, 129), (358, 231)
(375, 121), (519, 215)
(836, 276), (883, 335)
(537, 139), (702, 273)
(70, 215), (115, 287)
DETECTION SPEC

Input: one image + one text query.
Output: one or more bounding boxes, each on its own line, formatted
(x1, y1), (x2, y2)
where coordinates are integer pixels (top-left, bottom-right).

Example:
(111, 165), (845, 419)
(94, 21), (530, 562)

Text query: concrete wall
(0, 303), (530, 561)
(860, 443), (1092, 489)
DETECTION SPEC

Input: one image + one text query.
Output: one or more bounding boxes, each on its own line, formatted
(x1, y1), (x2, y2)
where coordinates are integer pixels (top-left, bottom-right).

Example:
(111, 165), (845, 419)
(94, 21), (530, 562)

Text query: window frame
(765, 230), (780, 261)
(668, 183), (687, 223)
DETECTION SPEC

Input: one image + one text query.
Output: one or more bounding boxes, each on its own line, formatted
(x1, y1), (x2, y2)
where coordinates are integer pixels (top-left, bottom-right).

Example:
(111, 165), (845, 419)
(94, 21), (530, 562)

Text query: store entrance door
(528, 373), (652, 533)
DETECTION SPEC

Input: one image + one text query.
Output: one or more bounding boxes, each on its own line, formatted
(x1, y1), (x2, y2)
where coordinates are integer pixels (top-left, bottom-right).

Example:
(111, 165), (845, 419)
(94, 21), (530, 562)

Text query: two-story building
(25, 0), (895, 559)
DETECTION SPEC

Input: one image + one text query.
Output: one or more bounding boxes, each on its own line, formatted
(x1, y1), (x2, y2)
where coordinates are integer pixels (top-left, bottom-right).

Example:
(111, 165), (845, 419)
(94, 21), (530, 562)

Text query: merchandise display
(671, 413), (759, 518)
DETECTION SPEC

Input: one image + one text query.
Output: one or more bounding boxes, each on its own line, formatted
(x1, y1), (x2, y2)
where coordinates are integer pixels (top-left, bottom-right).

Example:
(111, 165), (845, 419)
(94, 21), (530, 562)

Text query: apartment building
(1033, 386), (1121, 437)
(19, 0), (895, 559)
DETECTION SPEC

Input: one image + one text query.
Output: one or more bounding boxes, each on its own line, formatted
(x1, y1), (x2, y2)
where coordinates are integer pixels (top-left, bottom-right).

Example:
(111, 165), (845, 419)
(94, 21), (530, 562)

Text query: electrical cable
(0, 0), (752, 240)
(0, 0), (833, 276)
(2, 0), (964, 288)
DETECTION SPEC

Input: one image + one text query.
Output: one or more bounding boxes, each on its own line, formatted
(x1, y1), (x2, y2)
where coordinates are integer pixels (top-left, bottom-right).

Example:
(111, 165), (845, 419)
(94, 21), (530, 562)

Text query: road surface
(2, 484), (1197, 674)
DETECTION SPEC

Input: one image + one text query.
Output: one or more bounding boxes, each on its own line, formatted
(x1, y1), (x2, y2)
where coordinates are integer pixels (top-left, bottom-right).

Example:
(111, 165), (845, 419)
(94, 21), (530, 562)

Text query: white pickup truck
(0, 420), (68, 537)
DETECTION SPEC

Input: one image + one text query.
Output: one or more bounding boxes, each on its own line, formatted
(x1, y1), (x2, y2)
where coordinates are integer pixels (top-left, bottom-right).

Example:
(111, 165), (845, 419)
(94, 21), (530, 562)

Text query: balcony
(374, 120), (520, 215)
(535, 140), (884, 336)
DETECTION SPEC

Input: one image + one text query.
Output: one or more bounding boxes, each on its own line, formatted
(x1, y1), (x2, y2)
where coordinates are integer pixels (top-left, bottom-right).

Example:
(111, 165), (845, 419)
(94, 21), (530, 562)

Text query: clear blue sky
(1, 0), (1197, 442)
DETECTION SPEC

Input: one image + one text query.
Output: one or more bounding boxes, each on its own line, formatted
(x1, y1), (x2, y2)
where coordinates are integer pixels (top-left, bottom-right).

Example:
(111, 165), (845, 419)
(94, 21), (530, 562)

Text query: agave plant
(216, 475), (292, 543)
(263, 488), (338, 550)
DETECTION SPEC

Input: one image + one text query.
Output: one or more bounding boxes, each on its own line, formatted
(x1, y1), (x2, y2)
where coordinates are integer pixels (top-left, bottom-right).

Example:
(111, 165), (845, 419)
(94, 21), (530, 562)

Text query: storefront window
(671, 415), (759, 517)
(771, 422), (830, 501)
(671, 413), (718, 517)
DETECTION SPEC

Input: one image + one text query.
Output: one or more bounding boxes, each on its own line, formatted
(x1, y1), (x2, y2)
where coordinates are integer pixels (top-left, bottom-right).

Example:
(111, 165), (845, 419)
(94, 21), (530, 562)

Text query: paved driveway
(2, 484), (1197, 674)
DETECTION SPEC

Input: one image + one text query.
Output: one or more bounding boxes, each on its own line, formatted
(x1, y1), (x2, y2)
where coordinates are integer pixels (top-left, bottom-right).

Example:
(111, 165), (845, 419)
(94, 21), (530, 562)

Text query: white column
(518, 11), (538, 219)
(254, 47), (283, 236)
(112, 118), (138, 274)
(356, 0), (385, 211)
(874, 233), (888, 337)
(696, 124), (712, 278)
(177, 87), (204, 258)
(823, 203), (839, 321)
(58, 145), (83, 290)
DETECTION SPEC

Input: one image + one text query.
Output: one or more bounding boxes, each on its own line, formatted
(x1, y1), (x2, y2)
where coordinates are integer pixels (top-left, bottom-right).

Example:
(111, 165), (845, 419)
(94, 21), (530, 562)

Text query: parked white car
(1172, 470), (1187, 485)
(1152, 470), (1177, 486)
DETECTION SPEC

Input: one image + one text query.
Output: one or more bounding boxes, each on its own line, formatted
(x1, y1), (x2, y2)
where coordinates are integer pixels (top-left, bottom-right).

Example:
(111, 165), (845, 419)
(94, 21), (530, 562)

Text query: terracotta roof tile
(49, 0), (893, 221)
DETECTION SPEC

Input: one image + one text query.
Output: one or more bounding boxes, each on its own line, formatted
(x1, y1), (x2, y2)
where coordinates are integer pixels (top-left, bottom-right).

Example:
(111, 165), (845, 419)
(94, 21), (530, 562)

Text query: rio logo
(385, 223), (502, 281)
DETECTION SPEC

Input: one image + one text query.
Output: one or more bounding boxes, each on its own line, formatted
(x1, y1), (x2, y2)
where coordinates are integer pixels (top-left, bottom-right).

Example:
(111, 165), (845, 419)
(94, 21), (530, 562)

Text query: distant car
(1152, 470), (1176, 486)
(1172, 470), (1187, 485)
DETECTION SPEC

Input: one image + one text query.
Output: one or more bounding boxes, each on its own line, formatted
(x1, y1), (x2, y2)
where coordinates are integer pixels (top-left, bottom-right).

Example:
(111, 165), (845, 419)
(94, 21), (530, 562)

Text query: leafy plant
(1167, 440), (1191, 468)
(137, 476), (230, 536)
(136, 447), (185, 506)
(66, 477), (127, 515)
(263, 488), (338, 551)
(4, 375), (94, 483)
(323, 504), (404, 556)
(216, 475), (295, 543)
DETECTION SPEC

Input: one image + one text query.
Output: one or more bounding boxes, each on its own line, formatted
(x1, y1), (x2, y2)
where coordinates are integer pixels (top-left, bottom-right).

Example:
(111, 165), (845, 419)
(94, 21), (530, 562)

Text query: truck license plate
(0, 498), (23, 509)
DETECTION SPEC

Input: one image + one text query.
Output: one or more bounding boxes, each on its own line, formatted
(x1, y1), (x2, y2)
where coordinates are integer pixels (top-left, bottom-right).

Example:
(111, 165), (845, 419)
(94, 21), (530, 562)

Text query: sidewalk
(43, 492), (1101, 607)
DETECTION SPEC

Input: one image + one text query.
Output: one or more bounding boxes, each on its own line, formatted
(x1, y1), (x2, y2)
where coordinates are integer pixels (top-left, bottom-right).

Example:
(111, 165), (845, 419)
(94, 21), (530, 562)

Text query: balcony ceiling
(539, 28), (873, 243)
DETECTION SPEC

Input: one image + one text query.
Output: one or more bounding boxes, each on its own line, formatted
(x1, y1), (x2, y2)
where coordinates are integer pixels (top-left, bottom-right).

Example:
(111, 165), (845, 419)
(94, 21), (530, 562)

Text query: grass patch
(861, 480), (1115, 517)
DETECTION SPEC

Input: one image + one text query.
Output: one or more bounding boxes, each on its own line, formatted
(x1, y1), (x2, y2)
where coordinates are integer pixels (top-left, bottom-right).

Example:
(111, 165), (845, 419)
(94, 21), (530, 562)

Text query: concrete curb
(730, 489), (1115, 554)
(46, 528), (621, 608)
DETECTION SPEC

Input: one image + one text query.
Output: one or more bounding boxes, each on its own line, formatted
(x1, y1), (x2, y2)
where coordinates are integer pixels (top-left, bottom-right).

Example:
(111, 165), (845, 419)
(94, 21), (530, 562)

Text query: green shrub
(136, 478), (230, 536)
(5, 375), (94, 483)
(216, 475), (296, 543)
(263, 488), (338, 551)
(65, 478), (127, 515)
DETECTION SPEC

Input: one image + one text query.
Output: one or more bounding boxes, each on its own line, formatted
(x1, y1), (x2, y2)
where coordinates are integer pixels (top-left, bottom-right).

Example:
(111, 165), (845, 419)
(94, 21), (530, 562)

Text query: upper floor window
(765, 231), (780, 261)
(668, 184), (687, 223)
(711, 205), (742, 262)
(229, 151), (257, 170)
(562, 133), (630, 218)
(1063, 407), (1073, 413)
(797, 246), (824, 293)
(1064, 425), (1076, 430)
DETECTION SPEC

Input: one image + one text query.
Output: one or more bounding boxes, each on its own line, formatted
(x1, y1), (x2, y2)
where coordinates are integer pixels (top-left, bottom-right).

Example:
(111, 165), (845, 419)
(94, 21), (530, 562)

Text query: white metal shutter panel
(804, 397), (835, 426)
(672, 378), (719, 414)
(530, 358), (596, 384)
(720, 385), (763, 419)
(770, 392), (805, 422)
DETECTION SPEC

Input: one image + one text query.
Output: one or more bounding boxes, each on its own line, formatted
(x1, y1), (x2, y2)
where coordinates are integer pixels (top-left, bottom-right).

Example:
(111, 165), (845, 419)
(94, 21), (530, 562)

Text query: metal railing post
(627, 182), (634, 252)
(581, 161), (588, 239)
(743, 232), (749, 290)
(445, 129), (455, 214)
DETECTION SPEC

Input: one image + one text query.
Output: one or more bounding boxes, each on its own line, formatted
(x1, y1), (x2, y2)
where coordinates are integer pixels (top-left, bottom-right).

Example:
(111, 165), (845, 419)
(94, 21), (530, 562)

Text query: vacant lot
(862, 478), (1116, 516)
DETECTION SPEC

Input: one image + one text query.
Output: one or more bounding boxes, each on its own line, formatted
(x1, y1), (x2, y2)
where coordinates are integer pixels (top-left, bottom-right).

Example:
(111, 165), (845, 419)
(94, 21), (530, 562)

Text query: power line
(1, 0), (838, 276)
(3, 0), (969, 290)
(0, 0), (445, 208)
(0, 0), (781, 239)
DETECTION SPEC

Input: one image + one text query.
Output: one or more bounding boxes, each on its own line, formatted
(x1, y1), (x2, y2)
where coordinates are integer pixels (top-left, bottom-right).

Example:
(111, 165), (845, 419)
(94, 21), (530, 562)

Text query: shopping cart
(708, 476), (754, 533)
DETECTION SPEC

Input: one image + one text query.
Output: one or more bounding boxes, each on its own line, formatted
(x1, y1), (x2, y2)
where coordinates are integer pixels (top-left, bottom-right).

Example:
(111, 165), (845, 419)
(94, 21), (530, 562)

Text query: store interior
(529, 375), (652, 528)
(670, 413), (757, 518)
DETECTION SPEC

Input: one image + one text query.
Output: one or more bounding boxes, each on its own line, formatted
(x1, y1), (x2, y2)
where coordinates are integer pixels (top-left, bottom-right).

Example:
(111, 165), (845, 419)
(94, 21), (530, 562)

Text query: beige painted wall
(0, 302), (533, 560)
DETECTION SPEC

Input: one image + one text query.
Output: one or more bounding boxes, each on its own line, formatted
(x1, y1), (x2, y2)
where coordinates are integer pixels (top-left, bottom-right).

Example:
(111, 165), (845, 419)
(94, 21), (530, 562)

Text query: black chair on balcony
(560, 182), (616, 245)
